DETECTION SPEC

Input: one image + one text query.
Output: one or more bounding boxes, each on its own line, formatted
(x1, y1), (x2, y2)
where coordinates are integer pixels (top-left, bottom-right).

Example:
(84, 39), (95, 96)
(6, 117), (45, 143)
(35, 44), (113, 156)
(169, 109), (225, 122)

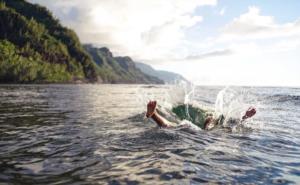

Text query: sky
(29, 0), (300, 86)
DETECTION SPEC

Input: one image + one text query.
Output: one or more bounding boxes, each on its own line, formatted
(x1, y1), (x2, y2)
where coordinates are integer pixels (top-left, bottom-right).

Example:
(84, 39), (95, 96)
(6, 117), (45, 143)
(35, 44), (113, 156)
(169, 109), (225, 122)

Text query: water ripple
(0, 85), (299, 184)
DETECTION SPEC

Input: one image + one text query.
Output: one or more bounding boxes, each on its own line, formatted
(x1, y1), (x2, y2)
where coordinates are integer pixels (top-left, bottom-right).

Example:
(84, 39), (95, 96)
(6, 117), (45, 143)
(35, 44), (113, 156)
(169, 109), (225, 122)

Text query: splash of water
(214, 87), (258, 128)
(183, 82), (195, 120)
(135, 82), (258, 130)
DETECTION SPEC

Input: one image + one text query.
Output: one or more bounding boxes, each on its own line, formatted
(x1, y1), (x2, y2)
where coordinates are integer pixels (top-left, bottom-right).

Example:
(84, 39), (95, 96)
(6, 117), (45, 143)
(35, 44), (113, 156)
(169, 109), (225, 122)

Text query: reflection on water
(0, 84), (300, 184)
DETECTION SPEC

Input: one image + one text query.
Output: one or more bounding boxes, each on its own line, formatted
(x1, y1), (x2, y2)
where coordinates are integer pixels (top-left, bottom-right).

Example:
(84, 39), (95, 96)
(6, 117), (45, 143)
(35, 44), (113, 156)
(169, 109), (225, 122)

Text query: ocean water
(0, 84), (299, 185)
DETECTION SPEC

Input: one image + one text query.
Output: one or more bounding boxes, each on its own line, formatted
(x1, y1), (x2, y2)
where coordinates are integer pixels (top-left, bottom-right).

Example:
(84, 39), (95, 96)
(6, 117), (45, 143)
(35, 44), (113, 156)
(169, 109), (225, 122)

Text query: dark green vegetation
(0, 0), (98, 83)
(0, 40), (72, 82)
(84, 45), (163, 84)
(0, 0), (163, 84)
(172, 104), (208, 129)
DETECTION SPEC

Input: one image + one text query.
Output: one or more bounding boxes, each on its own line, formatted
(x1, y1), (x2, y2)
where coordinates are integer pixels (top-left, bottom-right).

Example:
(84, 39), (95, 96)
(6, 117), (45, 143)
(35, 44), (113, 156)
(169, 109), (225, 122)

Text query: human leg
(146, 101), (177, 128)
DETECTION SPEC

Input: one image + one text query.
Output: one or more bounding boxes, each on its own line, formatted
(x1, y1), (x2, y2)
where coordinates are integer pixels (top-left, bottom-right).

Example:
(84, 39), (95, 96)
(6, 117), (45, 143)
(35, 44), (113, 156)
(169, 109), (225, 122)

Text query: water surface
(0, 85), (300, 184)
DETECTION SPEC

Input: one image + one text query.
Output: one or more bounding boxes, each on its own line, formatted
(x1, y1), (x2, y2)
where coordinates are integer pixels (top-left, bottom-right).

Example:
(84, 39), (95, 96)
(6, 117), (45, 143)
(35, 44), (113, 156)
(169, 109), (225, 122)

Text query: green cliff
(84, 45), (163, 84)
(0, 0), (162, 84)
(0, 0), (98, 83)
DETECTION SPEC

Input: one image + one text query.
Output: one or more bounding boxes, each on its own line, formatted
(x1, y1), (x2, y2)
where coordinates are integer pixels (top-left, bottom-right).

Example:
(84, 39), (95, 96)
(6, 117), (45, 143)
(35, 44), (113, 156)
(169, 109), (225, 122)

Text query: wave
(267, 94), (300, 104)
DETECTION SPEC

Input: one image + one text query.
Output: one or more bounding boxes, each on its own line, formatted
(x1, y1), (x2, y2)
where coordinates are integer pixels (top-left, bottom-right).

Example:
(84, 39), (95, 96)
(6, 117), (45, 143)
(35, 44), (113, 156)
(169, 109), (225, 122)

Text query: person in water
(145, 101), (256, 130)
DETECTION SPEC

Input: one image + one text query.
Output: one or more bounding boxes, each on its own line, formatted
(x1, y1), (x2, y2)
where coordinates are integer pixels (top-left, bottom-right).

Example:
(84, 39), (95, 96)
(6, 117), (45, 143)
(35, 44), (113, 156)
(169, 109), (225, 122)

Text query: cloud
(184, 49), (233, 60)
(219, 7), (226, 16)
(28, 0), (217, 61)
(142, 49), (233, 64)
(221, 6), (300, 41)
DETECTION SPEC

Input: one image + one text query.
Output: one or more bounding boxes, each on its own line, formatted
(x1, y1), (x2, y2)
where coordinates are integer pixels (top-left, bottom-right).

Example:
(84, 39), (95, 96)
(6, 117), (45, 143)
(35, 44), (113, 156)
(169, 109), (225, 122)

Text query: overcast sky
(29, 0), (300, 86)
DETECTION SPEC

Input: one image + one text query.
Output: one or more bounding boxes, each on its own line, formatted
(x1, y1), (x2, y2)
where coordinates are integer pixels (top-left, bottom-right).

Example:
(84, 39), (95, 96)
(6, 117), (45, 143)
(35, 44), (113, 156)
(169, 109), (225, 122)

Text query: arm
(150, 111), (177, 128)
(146, 101), (177, 128)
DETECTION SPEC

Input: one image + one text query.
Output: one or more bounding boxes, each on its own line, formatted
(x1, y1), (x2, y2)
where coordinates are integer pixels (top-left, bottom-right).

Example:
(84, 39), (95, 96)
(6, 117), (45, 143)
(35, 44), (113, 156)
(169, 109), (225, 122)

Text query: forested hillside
(0, 0), (99, 83)
(84, 45), (163, 84)
(0, 0), (163, 84)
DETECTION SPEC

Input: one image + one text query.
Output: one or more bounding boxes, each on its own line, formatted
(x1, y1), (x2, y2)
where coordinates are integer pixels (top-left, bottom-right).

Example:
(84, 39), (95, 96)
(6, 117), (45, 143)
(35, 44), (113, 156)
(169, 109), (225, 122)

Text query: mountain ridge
(0, 0), (161, 84)
(0, 0), (98, 83)
(0, 0), (179, 84)
(83, 44), (163, 84)
(135, 62), (188, 84)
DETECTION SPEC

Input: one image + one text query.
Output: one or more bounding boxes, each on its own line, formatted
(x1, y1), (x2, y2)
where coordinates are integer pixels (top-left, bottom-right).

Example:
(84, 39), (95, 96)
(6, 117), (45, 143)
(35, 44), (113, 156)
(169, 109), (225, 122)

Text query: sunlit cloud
(29, 0), (217, 61)
(221, 6), (300, 41)
(155, 6), (300, 86)
(184, 49), (233, 60)
(219, 7), (226, 16)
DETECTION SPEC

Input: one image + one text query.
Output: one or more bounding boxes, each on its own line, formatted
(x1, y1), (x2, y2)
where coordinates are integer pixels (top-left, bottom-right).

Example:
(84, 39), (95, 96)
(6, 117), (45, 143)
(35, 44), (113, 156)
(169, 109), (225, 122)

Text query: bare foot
(242, 107), (256, 120)
(146, 101), (157, 118)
